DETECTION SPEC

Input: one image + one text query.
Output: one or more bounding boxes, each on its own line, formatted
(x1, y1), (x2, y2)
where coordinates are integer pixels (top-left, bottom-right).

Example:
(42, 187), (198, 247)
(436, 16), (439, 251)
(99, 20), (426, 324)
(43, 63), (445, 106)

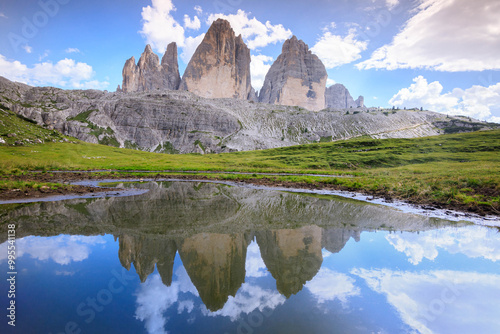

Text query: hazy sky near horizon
(0, 0), (499, 122)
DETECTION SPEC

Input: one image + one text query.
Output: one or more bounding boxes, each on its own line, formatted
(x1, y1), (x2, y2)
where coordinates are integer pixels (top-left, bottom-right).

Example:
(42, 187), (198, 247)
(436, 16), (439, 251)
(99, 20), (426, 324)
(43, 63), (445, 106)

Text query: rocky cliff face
(121, 43), (180, 92)
(259, 36), (327, 111)
(179, 19), (252, 100)
(325, 83), (364, 109)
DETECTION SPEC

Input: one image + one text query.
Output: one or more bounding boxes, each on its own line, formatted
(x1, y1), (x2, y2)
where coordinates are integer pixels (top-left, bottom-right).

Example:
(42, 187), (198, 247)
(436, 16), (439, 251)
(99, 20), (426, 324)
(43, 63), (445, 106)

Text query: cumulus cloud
(139, 1), (205, 64)
(386, 225), (500, 265)
(140, 0), (186, 52)
(184, 15), (201, 30)
(0, 235), (106, 265)
(250, 54), (273, 93)
(65, 48), (80, 54)
(305, 268), (360, 304)
(180, 33), (205, 64)
(207, 10), (292, 50)
(389, 75), (500, 121)
(352, 268), (500, 334)
(357, 0), (500, 71)
(311, 27), (368, 69)
(194, 6), (202, 16)
(0, 54), (109, 89)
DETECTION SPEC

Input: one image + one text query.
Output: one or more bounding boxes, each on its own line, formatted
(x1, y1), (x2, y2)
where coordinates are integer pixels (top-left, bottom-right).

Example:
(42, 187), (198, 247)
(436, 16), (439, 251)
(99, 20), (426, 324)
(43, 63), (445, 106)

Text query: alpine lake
(1, 180), (499, 334)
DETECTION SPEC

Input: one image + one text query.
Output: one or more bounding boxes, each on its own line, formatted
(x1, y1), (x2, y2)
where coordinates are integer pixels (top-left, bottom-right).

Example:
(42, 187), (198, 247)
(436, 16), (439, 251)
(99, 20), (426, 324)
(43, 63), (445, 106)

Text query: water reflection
(1, 181), (498, 334)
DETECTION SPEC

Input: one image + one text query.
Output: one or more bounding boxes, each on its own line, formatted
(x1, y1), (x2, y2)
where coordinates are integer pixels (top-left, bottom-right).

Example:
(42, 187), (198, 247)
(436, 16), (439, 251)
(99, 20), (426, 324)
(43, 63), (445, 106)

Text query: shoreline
(1, 171), (498, 218)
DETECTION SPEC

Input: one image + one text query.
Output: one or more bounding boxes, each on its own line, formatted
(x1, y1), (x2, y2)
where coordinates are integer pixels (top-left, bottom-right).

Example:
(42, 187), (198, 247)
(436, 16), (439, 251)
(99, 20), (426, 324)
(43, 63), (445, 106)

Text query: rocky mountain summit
(179, 18), (252, 100)
(325, 84), (364, 109)
(259, 36), (328, 111)
(120, 42), (181, 92)
(119, 19), (364, 111)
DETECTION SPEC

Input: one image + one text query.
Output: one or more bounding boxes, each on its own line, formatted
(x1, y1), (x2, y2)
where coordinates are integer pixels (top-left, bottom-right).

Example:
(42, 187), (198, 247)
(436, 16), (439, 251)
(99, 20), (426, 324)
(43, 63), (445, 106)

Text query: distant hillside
(1, 76), (498, 153)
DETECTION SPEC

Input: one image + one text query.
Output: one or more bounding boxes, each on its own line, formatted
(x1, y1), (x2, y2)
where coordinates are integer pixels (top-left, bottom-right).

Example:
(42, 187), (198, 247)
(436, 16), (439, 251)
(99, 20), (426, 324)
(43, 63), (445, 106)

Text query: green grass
(1, 108), (499, 213)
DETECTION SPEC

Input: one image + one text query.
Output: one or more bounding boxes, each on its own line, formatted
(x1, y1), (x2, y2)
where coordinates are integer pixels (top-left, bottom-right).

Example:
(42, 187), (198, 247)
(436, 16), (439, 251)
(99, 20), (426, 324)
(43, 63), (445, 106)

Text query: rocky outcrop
(325, 83), (364, 109)
(179, 19), (252, 100)
(121, 43), (180, 92)
(259, 36), (327, 111)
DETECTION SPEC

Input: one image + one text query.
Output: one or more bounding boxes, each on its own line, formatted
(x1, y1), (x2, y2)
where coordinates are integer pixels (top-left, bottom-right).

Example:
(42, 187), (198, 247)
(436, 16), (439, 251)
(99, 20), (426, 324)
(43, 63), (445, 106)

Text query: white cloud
(311, 27), (367, 69)
(353, 269), (500, 334)
(140, 0), (186, 53)
(489, 116), (500, 124)
(139, 1), (205, 64)
(65, 48), (80, 54)
(194, 6), (203, 16)
(0, 12), (7, 19)
(250, 54), (273, 93)
(386, 225), (500, 265)
(207, 10), (292, 50)
(180, 33), (205, 64)
(305, 268), (360, 304)
(184, 15), (201, 30)
(0, 54), (109, 89)
(22, 45), (33, 54)
(389, 75), (500, 120)
(0, 235), (106, 265)
(385, 0), (400, 10)
(357, 0), (500, 71)
(326, 78), (336, 87)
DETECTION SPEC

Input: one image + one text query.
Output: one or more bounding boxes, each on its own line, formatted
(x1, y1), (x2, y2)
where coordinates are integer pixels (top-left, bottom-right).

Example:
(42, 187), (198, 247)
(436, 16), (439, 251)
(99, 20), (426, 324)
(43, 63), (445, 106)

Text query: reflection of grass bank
(1, 130), (499, 215)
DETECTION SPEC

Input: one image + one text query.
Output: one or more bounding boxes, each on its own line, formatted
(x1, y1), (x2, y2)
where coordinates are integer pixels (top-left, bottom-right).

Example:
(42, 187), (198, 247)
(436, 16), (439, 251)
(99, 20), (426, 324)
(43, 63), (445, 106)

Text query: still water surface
(1, 181), (499, 334)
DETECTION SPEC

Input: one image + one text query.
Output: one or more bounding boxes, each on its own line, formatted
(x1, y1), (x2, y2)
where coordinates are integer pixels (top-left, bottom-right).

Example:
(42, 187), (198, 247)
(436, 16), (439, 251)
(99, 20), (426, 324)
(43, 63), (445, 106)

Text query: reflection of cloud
(135, 260), (284, 333)
(352, 269), (500, 334)
(0, 235), (105, 265)
(135, 266), (198, 334)
(386, 226), (500, 265)
(305, 268), (360, 304)
(245, 241), (268, 278)
(204, 283), (285, 321)
(135, 274), (177, 334)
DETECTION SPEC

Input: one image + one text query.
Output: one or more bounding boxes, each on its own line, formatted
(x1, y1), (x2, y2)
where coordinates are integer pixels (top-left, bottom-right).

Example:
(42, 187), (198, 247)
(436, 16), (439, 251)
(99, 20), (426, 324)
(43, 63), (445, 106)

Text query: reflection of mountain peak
(117, 234), (177, 284)
(178, 233), (251, 311)
(322, 228), (360, 254)
(257, 226), (323, 298)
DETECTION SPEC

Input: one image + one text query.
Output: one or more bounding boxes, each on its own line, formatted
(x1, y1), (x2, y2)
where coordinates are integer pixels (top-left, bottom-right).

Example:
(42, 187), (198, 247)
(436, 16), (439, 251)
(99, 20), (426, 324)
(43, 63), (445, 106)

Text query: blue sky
(0, 0), (499, 122)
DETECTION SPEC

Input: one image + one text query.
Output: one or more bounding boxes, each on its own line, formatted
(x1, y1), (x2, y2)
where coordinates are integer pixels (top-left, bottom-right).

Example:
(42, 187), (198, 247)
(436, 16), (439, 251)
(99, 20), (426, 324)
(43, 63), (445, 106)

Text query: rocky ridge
(1, 75), (498, 153)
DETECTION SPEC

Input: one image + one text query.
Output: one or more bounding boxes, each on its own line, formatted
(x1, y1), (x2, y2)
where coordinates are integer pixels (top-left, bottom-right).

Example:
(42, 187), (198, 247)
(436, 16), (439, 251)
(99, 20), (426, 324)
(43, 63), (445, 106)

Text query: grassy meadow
(1, 106), (499, 214)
